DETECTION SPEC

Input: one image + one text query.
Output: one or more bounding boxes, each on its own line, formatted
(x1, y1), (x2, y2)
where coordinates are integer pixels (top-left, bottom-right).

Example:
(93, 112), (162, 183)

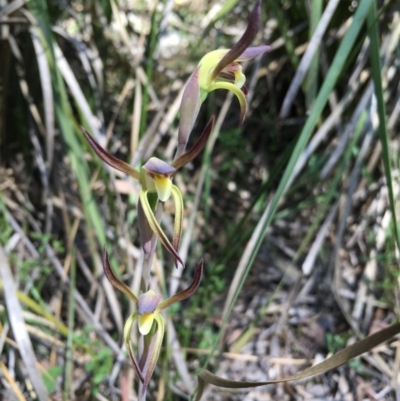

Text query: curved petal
(158, 259), (203, 311)
(123, 312), (144, 383)
(171, 185), (183, 252)
(210, 0), (261, 82)
(80, 127), (141, 180)
(102, 249), (138, 303)
(198, 49), (229, 89)
(178, 66), (202, 157)
(138, 198), (153, 256)
(141, 313), (165, 398)
(237, 45), (271, 61)
(139, 189), (184, 267)
(209, 81), (247, 125)
(172, 116), (215, 170)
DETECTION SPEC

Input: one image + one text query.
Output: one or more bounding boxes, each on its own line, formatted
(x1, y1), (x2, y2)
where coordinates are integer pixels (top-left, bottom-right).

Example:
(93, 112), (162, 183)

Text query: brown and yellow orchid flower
(81, 117), (213, 267)
(178, 0), (270, 155)
(103, 250), (203, 400)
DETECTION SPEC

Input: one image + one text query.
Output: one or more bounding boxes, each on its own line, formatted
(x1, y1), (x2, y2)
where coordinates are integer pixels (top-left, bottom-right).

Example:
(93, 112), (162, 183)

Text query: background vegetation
(1, 0), (399, 400)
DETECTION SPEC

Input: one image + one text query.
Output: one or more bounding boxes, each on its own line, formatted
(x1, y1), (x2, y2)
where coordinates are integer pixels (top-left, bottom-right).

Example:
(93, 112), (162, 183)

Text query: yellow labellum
(153, 174), (173, 202)
(138, 313), (155, 335)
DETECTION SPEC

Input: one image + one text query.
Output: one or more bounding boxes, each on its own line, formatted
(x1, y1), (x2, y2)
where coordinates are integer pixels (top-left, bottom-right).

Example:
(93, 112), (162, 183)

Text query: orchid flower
(81, 117), (213, 267)
(178, 0), (270, 156)
(102, 250), (203, 399)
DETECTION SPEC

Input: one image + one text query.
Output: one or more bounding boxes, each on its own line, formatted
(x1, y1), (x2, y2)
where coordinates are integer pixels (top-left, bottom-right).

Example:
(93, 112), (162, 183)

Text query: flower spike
(104, 258), (202, 397)
(178, 0), (269, 136)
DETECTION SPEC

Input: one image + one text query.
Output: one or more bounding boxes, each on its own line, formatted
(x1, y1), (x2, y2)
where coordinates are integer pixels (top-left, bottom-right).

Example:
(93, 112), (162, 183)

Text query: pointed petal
(123, 312), (144, 383)
(210, 0), (261, 81)
(178, 66), (202, 157)
(172, 116), (215, 170)
(138, 313), (155, 335)
(141, 313), (165, 398)
(236, 45), (271, 61)
(209, 82), (247, 125)
(171, 185), (183, 252)
(139, 189), (184, 267)
(103, 249), (138, 303)
(80, 126), (140, 180)
(158, 259), (203, 310)
(138, 199), (153, 255)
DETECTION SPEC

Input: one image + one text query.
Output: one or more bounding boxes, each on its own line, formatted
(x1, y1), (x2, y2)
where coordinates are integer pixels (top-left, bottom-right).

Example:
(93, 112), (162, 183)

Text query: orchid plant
(81, 117), (213, 268)
(102, 250), (203, 399)
(81, 0), (271, 399)
(177, 0), (269, 156)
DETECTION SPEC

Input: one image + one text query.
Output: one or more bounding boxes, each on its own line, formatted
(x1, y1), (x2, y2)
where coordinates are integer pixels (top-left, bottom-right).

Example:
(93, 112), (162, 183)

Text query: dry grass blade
(0, 360), (27, 401)
(196, 321), (400, 399)
(8, 34), (47, 137)
(53, 26), (105, 125)
(0, 246), (49, 401)
(332, 99), (378, 336)
(320, 83), (374, 179)
(302, 202), (339, 275)
(279, 0), (340, 118)
(4, 208), (121, 355)
(29, 25), (55, 170)
(53, 42), (104, 143)
(131, 73), (142, 157)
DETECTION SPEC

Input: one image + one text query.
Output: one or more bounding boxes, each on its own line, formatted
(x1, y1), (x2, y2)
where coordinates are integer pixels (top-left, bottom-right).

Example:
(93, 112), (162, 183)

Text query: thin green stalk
(367, 2), (400, 253)
(305, 0), (322, 108)
(140, 0), (163, 137)
(63, 252), (76, 401)
(266, 0), (300, 68)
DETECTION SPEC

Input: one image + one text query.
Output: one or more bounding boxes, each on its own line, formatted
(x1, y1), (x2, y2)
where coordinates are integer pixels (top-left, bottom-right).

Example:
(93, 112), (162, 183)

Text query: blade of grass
(29, 25), (55, 170)
(304, 0), (323, 109)
(140, 0), (161, 136)
(367, 1), (400, 253)
(0, 246), (49, 401)
(280, 0), (340, 117)
(63, 251), (76, 401)
(266, 0), (300, 69)
(0, 360), (27, 401)
(131, 73), (142, 157)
